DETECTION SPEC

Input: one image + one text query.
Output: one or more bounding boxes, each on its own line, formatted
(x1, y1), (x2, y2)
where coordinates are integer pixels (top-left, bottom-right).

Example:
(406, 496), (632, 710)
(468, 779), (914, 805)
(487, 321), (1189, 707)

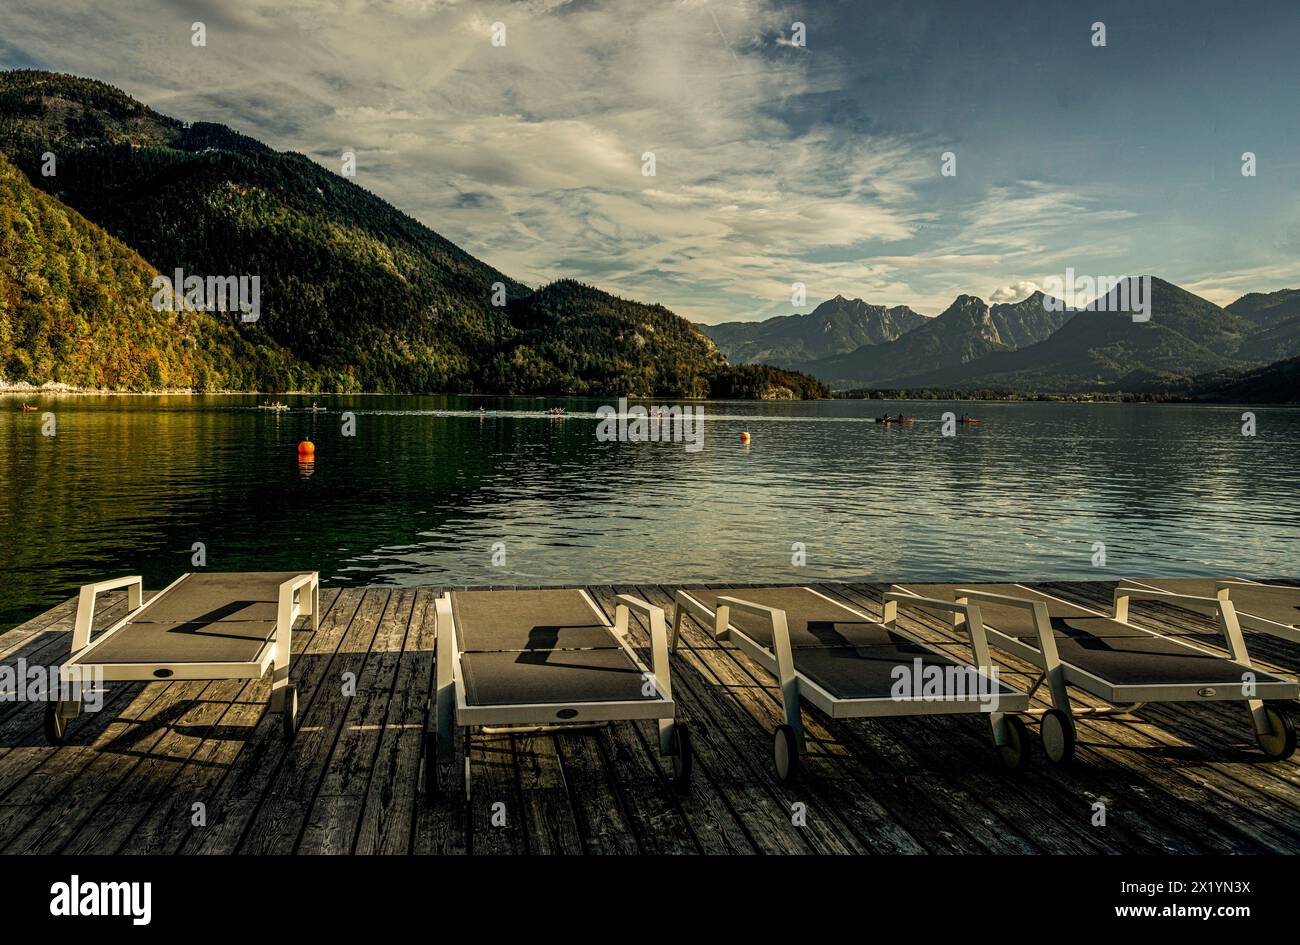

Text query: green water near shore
(2, 394), (1298, 630)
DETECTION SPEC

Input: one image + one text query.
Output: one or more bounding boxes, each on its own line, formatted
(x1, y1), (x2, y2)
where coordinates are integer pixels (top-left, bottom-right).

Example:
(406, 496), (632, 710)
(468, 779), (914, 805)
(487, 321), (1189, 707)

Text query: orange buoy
(298, 440), (315, 457)
(739, 431), (751, 444)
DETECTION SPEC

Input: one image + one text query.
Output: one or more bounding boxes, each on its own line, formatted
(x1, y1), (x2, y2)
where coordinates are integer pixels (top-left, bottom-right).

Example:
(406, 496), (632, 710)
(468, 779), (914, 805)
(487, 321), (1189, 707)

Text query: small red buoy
(298, 440), (315, 457)
(740, 431), (751, 444)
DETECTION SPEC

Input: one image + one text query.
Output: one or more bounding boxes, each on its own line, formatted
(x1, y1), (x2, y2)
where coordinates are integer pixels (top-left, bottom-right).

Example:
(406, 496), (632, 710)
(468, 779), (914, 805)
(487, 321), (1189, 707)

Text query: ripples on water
(2, 394), (1298, 627)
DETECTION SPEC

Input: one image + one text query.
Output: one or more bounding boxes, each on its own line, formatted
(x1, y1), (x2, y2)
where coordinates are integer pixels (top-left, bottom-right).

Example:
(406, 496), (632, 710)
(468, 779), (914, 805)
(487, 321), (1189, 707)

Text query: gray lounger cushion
(904, 583), (1149, 640)
(85, 619), (279, 664)
(461, 648), (658, 706)
(132, 572), (306, 624)
(452, 589), (616, 652)
(903, 584), (1287, 688)
(792, 644), (1022, 701)
(449, 588), (658, 707)
(1051, 633), (1270, 686)
(83, 572), (308, 664)
(686, 587), (908, 649)
(688, 587), (1015, 701)
(1132, 578), (1300, 629)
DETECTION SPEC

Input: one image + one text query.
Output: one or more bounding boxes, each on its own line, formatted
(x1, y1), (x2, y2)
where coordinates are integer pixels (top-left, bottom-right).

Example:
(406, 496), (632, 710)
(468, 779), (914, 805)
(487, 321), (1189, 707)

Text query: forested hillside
(496, 280), (725, 397)
(485, 280), (828, 397)
(0, 152), (307, 390)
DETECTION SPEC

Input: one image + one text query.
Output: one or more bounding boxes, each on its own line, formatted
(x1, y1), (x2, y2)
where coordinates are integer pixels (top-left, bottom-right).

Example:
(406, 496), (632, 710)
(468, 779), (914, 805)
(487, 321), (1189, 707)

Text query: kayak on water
(19, 404), (37, 411)
(958, 418), (982, 424)
(875, 417), (915, 424)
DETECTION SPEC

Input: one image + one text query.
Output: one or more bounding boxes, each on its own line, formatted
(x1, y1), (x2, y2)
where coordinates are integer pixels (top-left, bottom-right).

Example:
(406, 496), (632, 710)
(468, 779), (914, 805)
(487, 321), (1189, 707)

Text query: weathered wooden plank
(511, 734), (585, 855)
(354, 586), (440, 855)
(551, 728), (641, 854)
(59, 678), (261, 855)
(587, 586), (757, 855)
(0, 594), (81, 658)
(0, 681), (137, 799)
(229, 588), (392, 854)
(297, 589), (418, 854)
(466, 732), (527, 854)
(1, 679), (215, 853)
(586, 721), (702, 855)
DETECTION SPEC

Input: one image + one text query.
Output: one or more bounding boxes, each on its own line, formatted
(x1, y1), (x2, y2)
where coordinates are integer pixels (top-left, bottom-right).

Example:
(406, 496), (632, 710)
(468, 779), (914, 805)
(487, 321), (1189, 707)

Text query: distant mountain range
(701, 296), (925, 365)
(0, 70), (825, 399)
(703, 278), (1300, 397)
(788, 292), (1074, 388)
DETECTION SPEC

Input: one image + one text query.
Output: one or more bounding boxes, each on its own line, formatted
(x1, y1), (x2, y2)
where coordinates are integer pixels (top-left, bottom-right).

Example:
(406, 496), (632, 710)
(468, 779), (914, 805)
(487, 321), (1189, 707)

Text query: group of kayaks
(257, 401), (327, 413)
(874, 415), (983, 425)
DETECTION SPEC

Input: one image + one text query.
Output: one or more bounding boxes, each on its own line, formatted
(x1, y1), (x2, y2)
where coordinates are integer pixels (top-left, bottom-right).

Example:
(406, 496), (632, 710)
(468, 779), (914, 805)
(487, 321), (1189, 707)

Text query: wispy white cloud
(4, 0), (1295, 322)
(988, 280), (1042, 304)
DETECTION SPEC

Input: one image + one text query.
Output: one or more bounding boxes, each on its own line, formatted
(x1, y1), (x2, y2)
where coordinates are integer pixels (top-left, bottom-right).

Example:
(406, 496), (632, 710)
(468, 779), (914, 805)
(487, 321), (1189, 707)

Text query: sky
(3, 0), (1299, 322)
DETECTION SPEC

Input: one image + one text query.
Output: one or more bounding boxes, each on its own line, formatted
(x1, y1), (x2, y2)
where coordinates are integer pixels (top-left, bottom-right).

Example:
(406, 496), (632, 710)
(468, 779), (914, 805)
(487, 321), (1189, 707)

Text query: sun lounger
(47, 571), (318, 743)
(671, 586), (1032, 783)
(428, 588), (690, 797)
(894, 583), (1298, 763)
(1116, 578), (1300, 647)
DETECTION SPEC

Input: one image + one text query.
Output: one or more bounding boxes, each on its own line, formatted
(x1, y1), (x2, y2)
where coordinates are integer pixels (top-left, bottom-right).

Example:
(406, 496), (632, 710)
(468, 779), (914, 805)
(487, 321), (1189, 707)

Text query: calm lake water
(2, 394), (1298, 630)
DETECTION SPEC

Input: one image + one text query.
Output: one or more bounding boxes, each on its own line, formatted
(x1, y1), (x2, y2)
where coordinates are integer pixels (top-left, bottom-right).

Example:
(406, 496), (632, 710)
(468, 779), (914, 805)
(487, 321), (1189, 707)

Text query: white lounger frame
(1120, 577), (1300, 647)
(52, 572), (319, 733)
(431, 590), (681, 797)
(894, 583), (1296, 751)
(672, 587), (1030, 758)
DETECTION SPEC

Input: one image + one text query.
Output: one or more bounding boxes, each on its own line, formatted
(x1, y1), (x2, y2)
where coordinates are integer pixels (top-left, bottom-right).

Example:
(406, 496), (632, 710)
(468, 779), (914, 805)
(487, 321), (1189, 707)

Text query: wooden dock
(1, 580), (1298, 855)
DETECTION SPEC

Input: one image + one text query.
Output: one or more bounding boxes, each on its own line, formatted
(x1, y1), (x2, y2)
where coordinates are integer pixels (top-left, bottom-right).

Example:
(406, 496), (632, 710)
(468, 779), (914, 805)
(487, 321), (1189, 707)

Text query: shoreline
(4, 375), (1296, 407)
(0, 383), (824, 401)
(3, 386), (1295, 406)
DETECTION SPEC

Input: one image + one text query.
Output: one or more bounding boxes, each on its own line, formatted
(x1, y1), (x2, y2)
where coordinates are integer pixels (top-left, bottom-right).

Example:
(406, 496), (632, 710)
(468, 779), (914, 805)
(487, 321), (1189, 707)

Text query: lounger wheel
(773, 724), (800, 784)
(281, 685), (298, 740)
(669, 722), (693, 786)
(1040, 708), (1076, 765)
(997, 715), (1031, 771)
(44, 703), (68, 745)
(1256, 705), (1296, 761)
